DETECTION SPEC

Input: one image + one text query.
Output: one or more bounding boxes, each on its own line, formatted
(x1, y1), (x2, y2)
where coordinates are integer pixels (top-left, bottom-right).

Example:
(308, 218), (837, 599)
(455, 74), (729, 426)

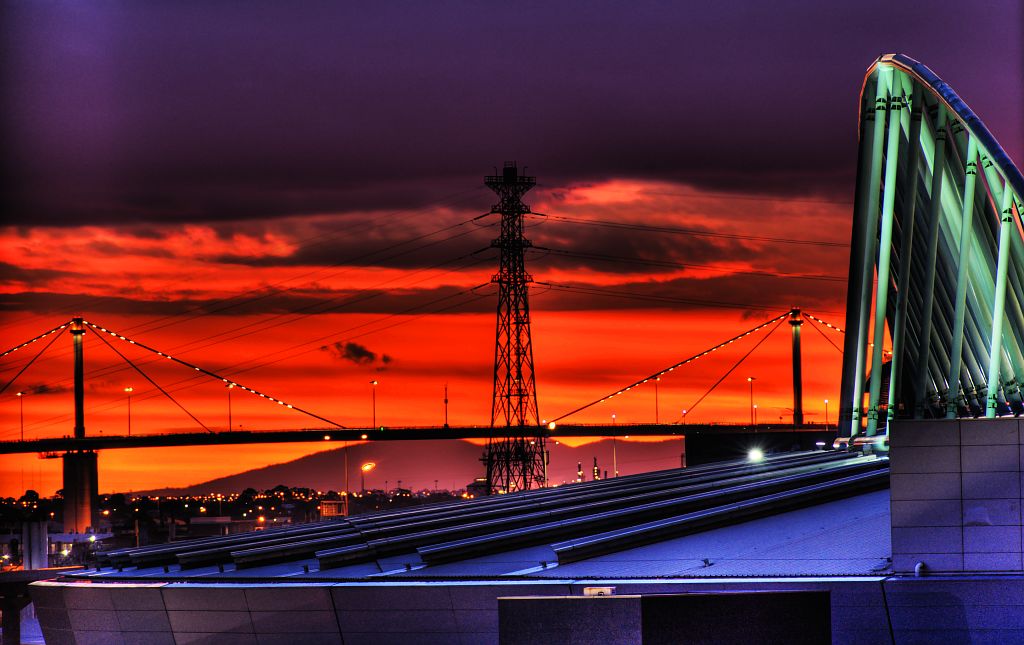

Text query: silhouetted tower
(484, 162), (545, 494)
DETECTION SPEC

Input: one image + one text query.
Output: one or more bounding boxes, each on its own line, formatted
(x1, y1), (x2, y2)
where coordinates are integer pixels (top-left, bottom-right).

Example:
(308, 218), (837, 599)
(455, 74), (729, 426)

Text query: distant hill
(142, 437), (685, 495)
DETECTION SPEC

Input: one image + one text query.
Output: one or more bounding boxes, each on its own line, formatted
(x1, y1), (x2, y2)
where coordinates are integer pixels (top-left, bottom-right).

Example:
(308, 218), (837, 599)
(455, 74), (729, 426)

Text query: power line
(531, 246), (846, 283)
(534, 281), (781, 313)
(529, 213), (849, 248)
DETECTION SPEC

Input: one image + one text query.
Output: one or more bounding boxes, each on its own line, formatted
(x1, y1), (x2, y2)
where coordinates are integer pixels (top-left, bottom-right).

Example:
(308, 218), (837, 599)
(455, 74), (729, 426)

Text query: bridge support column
(62, 450), (97, 533)
(887, 84), (923, 423)
(945, 135), (980, 417)
(912, 106), (947, 417)
(841, 69), (890, 438)
(866, 85), (905, 436)
(985, 180), (1017, 417)
(789, 308), (803, 426)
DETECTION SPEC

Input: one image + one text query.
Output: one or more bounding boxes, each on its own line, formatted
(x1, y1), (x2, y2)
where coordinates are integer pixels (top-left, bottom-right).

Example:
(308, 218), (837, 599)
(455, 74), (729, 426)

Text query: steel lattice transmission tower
(484, 162), (545, 494)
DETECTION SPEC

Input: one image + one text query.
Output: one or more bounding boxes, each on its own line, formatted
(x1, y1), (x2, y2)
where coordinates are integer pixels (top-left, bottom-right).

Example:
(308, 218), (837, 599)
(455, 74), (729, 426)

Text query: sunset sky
(1, 1), (1021, 496)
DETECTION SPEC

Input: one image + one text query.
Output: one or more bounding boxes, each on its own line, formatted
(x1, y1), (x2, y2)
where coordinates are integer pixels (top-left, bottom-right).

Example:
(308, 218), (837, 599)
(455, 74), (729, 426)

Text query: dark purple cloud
(2, 1), (1020, 226)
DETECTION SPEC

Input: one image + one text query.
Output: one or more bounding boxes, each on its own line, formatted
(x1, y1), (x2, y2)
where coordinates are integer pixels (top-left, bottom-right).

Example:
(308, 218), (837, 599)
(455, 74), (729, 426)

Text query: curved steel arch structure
(840, 54), (1024, 438)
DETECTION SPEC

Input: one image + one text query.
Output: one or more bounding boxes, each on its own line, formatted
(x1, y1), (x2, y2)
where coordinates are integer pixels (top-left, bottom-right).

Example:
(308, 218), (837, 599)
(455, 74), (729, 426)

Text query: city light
(748, 448), (765, 462)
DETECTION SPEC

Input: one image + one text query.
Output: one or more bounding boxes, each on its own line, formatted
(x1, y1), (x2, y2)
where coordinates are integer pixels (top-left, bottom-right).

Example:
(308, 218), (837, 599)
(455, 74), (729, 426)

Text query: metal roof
(76, 450), (890, 582)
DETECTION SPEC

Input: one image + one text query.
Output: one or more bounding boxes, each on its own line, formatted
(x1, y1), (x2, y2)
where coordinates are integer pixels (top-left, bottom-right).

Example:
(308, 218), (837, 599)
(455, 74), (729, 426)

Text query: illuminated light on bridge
(839, 54), (1024, 437)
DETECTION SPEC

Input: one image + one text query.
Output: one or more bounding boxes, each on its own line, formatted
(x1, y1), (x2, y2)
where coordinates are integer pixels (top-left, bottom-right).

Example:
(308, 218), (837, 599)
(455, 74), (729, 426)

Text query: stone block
(124, 633), (175, 645)
(961, 418), (1018, 445)
(28, 582), (68, 609)
(889, 446), (961, 473)
(167, 609), (254, 633)
(963, 499), (1021, 526)
(162, 585), (248, 611)
(891, 499), (961, 527)
(891, 473), (961, 500)
(892, 526), (963, 554)
(64, 585), (114, 610)
(172, 634), (258, 645)
(116, 609), (171, 632)
(245, 585), (334, 611)
(109, 585), (167, 611)
(964, 552), (1023, 571)
(889, 420), (959, 447)
(962, 444), (1018, 472)
(964, 526), (1022, 553)
(340, 633), (461, 645)
(249, 610), (339, 633)
(74, 631), (126, 645)
(67, 608), (119, 632)
(963, 472), (1021, 499)
(453, 608), (498, 633)
(332, 584), (453, 612)
(39, 627), (75, 645)
(34, 606), (71, 631)
(257, 634), (343, 645)
(336, 609), (458, 633)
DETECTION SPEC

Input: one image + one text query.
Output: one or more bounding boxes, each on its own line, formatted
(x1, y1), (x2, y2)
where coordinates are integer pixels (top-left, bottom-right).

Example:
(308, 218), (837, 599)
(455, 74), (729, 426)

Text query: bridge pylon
(65, 317), (98, 532)
(484, 162), (545, 494)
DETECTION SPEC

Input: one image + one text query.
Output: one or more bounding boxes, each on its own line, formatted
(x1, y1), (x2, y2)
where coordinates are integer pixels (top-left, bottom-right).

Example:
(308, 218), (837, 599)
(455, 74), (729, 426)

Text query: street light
(753, 403), (758, 425)
(611, 412), (618, 477)
(16, 392), (23, 442)
(824, 399), (830, 429)
(682, 409), (687, 425)
(360, 462), (376, 492)
(370, 380), (379, 428)
(124, 387), (134, 436)
(226, 383), (235, 431)
(654, 377), (660, 424)
(747, 377), (756, 425)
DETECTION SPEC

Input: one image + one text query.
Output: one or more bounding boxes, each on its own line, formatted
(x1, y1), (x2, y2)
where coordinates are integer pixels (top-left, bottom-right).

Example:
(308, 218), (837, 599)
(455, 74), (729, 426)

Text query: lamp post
(654, 377), (660, 423)
(360, 462), (376, 492)
(16, 392), (23, 442)
(370, 380), (378, 428)
(824, 399), (830, 429)
(611, 412), (618, 477)
(747, 377), (756, 425)
(226, 383), (234, 431)
(124, 387), (134, 436)
(753, 403), (758, 425)
(682, 409), (687, 425)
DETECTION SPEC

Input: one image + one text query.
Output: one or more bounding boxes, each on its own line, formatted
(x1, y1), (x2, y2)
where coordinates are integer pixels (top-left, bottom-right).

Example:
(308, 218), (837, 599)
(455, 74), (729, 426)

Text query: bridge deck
(0, 423), (831, 454)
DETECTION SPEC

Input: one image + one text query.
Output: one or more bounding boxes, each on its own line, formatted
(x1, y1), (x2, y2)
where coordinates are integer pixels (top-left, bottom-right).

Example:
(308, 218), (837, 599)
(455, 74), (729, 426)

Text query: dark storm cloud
(2, 1), (1020, 226)
(321, 341), (393, 367)
(0, 262), (77, 285)
(0, 266), (842, 319)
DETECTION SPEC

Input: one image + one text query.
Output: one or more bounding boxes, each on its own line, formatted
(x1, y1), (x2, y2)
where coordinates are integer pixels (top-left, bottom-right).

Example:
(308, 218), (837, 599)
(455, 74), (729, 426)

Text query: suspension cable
(81, 320), (346, 428)
(0, 321), (73, 362)
(682, 316), (788, 417)
(0, 324), (67, 397)
(802, 314), (844, 354)
(91, 328), (212, 433)
(803, 312), (845, 333)
(550, 311), (790, 422)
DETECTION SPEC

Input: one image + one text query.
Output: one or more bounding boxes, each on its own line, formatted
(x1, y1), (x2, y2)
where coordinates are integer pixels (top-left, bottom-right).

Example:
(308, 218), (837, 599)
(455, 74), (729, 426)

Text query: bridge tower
(63, 317), (98, 533)
(484, 162), (545, 494)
